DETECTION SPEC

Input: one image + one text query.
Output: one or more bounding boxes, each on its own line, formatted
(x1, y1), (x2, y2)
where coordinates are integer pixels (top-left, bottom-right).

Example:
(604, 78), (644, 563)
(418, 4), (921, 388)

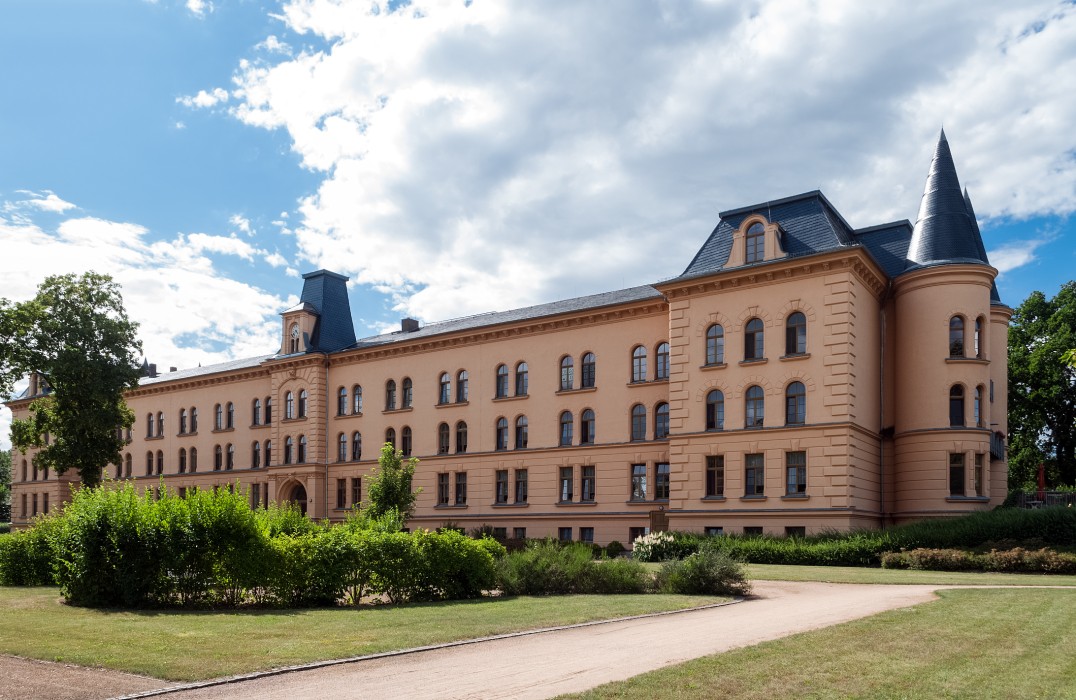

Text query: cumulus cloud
(177, 87), (229, 109)
(186, 0), (212, 18)
(989, 237), (1052, 275)
(17, 190), (77, 213)
(230, 214), (255, 236)
(257, 35), (292, 55)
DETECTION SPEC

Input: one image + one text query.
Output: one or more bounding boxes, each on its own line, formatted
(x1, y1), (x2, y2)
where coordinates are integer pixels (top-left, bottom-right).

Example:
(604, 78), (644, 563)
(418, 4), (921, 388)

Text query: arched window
(337, 387), (348, 416)
(401, 427), (412, 456)
(581, 409), (595, 444)
(124, 453), (132, 478)
(226, 402), (235, 429)
(226, 443), (235, 470)
(156, 450), (164, 475)
(745, 221), (765, 263)
(337, 433), (347, 462)
(560, 356), (574, 391)
(745, 318), (764, 361)
(289, 323), (300, 353)
(785, 381), (806, 425)
(179, 448), (187, 474)
(975, 317), (984, 358)
(630, 404), (646, 441)
(386, 380), (397, 410)
(581, 352), (596, 388)
(655, 343), (670, 380)
(631, 346), (647, 383)
(156, 412), (164, 437)
(189, 447), (198, 472)
(146, 451), (153, 476)
(975, 385), (984, 427)
(147, 413), (154, 438)
(298, 390), (308, 418)
(745, 385), (765, 428)
(515, 416), (529, 449)
(950, 385), (965, 427)
(352, 385), (363, 414)
(438, 423), (450, 454)
(456, 370), (469, 402)
(385, 427), (396, 449)
(252, 399), (261, 426)
(706, 390), (724, 431)
(115, 461), (122, 480)
(515, 362), (529, 396)
(706, 324), (725, 365)
(559, 411), (574, 446)
(456, 421), (468, 453)
(949, 316), (965, 357)
(283, 437), (293, 465)
(439, 372), (451, 404)
(401, 378), (413, 408)
(214, 444), (223, 470)
(215, 403), (223, 430)
(284, 392), (294, 420)
(785, 312), (807, 355)
(654, 402), (670, 439)
(352, 431), (362, 461)
(294, 437), (304, 463)
(495, 417), (508, 450)
(261, 441), (269, 468)
(495, 364), (509, 398)
(179, 408), (188, 434)
(262, 399), (270, 424)
(253, 441), (262, 469)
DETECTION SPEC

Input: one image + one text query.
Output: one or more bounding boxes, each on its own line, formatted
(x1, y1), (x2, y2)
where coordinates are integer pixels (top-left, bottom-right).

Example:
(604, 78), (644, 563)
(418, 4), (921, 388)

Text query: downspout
(324, 354), (330, 522)
(878, 280), (892, 528)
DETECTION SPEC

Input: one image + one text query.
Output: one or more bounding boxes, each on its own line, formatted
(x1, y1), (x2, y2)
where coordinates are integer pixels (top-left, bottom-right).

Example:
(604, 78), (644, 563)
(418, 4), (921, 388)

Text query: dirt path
(0, 654), (166, 700)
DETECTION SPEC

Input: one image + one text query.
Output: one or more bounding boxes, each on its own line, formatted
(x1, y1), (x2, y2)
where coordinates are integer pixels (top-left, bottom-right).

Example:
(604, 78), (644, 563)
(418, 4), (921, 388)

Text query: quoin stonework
(8, 132), (1011, 543)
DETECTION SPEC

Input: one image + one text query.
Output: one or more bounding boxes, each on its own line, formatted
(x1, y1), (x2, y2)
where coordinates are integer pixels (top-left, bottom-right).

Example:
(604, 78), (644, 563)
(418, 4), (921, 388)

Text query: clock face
(291, 325), (300, 339)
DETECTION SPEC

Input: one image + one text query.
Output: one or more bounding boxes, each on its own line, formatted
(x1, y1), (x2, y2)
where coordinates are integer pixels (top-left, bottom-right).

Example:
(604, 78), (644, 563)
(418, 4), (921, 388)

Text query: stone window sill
(779, 353), (811, 361)
(699, 363), (727, 371)
(739, 358), (768, 366)
(556, 386), (598, 396)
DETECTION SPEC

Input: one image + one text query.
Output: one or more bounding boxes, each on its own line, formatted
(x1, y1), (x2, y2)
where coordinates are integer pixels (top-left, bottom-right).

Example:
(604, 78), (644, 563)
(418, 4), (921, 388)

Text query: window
(950, 385), (965, 427)
(580, 409), (595, 444)
(786, 526), (806, 538)
(283, 437), (292, 465)
(515, 362), (529, 396)
(706, 390), (725, 430)
(437, 473), (450, 505)
(949, 316), (965, 357)
(629, 526), (649, 544)
(455, 472), (467, 505)
(515, 469), (528, 503)
(495, 470), (509, 504)
(744, 318), (764, 360)
(949, 453), (965, 496)
(226, 443), (235, 470)
(402, 378), (413, 408)
(179, 408), (188, 434)
(745, 221), (765, 263)
(495, 417), (508, 450)
(262, 399), (269, 425)
(289, 323), (300, 353)
(630, 404), (646, 441)
(704, 526), (724, 536)
(352, 431), (362, 461)
(338, 387), (348, 416)
(560, 356), (574, 390)
(631, 346), (647, 382)
(559, 411), (573, 446)
(386, 380), (397, 410)
(337, 479), (346, 509)
(975, 316), (984, 358)
(654, 403), (670, 439)
(513, 527), (526, 540)
(495, 364), (509, 398)
(745, 453), (765, 496)
(124, 453), (132, 478)
(581, 465), (595, 502)
(515, 416), (529, 449)
(785, 312), (807, 355)
(655, 343), (670, 380)
(630, 464), (647, 501)
(558, 527), (573, 542)
(214, 444), (223, 470)
(351, 477), (362, 507)
(745, 385), (765, 428)
(157, 412), (164, 437)
(179, 448), (187, 473)
(254, 441), (262, 469)
(438, 423), (450, 454)
(298, 435), (307, 463)
(250, 483), (261, 509)
(284, 392), (294, 420)
(786, 451), (806, 495)
(785, 382), (806, 425)
(252, 399), (261, 426)
(222, 402), (232, 429)
(261, 441), (268, 468)
(581, 352), (596, 388)
(705, 324), (725, 365)
(386, 427), (396, 449)
(352, 385), (363, 414)
(456, 421), (468, 453)
(705, 455), (724, 497)
(974, 386), (984, 427)
(401, 427), (412, 457)
(214, 403), (223, 430)
(974, 453), (984, 497)
(337, 433), (347, 462)
(579, 527), (594, 544)
(559, 467), (574, 502)
(655, 462), (670, 500)
(190, 447), (198, 472)
(298, 390), (308, 418)
(439, 372), (451, 404)
(456, 370), (468, 402)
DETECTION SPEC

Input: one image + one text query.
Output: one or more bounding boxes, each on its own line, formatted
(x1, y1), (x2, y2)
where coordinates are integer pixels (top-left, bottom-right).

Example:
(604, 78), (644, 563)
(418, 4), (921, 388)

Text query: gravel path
(0, 654), (167, 700)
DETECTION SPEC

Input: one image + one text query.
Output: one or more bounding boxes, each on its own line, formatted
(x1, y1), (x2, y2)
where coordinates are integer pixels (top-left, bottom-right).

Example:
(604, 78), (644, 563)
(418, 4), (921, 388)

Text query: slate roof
(853, 221), (913, 279)
(963, 187), (1003, 305)
(139, 355), (275, 386)
(297, 270), (357, 352)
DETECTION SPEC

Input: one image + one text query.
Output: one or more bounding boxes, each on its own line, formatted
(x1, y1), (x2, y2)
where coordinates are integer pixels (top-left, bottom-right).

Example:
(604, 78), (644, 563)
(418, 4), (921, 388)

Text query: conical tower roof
(906, 130), (990, 269)
(963, 187), (1003, 304)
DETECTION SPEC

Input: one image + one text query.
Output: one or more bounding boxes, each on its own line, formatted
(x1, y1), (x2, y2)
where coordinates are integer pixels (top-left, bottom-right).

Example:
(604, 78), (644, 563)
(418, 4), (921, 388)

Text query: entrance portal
(286, 483), (308, 516)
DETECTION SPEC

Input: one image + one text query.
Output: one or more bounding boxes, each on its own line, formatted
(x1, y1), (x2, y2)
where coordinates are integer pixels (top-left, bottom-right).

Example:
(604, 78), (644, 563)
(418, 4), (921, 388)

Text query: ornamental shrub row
(881, 547), (1076, 574)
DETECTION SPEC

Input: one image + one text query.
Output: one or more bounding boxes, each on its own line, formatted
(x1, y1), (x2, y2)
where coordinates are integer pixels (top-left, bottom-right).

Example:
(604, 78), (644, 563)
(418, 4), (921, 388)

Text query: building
(7, 132), (1011, 542)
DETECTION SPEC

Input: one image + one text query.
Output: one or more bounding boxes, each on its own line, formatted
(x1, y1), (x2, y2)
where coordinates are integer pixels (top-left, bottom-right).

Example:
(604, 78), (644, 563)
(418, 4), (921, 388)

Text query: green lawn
(0, 588), (723, 681)
(746, 563), (1076, 586)
(564, 588), (1076, 700)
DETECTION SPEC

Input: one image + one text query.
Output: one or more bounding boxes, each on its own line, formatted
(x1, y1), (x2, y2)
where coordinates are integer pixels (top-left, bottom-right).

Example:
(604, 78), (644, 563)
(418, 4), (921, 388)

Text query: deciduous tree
(364, 443), (419, 521)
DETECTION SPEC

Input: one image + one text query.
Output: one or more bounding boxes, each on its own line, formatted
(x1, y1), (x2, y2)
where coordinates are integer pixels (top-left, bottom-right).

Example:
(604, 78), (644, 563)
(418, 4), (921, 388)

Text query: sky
(1, 0), (1074, 449)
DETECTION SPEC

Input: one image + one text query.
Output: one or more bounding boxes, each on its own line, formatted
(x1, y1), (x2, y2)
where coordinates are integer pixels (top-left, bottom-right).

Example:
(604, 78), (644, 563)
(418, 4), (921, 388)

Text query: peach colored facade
(7, 134), (1012, 541)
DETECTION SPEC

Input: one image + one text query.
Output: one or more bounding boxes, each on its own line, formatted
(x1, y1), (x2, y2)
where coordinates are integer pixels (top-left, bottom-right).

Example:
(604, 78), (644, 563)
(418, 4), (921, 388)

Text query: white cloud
(177, 87), (229, 109)
(230, 214), (254, 236)
(184, 232), (259, 260)
(257, 35), (292, 55)
(264, 251), (288, 267)
(988, 238), (1051, 275)
(186, 0), (212, 19)
(17, 191), (77, 213)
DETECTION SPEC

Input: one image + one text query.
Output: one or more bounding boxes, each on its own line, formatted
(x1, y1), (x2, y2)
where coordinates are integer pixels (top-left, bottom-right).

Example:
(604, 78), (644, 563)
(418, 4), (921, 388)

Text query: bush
(882, 547), (1076, 574)
(604, 540), (626, 558)
(656, 547), (751, 596)
(0, 514), (59, 586)
(496, 541), (650, 595)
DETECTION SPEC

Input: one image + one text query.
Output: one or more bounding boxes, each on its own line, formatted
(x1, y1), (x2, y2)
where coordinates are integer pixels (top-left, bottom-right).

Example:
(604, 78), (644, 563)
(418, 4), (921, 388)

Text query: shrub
(604, 540), (626, 558)
(883, 547), (1076, 574)
(657, 547), (751, 596)
(631, 531), (678, 562)
(0, 514), (59, 586)
(496, 541), (650, 595)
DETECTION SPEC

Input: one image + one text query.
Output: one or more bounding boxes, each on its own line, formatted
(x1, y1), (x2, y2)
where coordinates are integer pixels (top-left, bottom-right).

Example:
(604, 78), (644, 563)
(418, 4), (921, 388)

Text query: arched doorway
(284, 482), (308, 516)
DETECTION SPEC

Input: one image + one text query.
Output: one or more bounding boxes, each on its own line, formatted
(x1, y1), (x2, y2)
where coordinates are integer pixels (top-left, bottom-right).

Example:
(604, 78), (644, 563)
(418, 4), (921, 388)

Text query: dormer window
(289, 324), (300, 353)
(745, 222), (765, 263)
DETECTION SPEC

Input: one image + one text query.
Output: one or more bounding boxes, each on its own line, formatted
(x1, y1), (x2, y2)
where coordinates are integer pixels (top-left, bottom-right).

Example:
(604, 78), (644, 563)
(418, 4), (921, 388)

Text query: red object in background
(1037, 463), (1047, 501)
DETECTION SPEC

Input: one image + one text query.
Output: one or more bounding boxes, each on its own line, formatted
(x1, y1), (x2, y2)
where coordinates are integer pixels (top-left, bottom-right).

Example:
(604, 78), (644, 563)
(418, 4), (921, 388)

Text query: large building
(8, 132), (1011, 542)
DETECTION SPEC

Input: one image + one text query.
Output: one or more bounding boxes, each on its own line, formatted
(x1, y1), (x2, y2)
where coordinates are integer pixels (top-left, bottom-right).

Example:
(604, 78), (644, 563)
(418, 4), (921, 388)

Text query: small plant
(604, 540), (626, 558)
(656, 547), (751, 596)
(631, 531), (677, 562)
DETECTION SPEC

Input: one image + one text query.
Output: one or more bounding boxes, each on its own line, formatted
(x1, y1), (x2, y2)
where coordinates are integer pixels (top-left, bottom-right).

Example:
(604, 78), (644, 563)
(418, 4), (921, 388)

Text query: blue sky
(2, 0), (1075, 446)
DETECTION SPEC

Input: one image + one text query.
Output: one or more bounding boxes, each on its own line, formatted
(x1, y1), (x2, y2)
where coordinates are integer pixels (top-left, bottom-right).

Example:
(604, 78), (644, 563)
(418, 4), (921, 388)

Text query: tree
(364, 443), (419, 520)
(0, 450), (11, 518)
(0, 273), (143, 488)
(1007, 282), (1076, 488)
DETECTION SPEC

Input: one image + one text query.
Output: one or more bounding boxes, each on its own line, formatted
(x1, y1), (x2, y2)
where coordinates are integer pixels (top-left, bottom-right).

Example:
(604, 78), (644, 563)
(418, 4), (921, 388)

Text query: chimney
(401, 318), (420, 333)
(148, 363), (158, 378)
(169, 367), (178, 373)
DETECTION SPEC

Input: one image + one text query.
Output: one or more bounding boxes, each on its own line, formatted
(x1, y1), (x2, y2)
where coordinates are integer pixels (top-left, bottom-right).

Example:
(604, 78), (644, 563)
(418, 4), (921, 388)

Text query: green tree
(0, 273), (143, 488)
(0, 449), (11, 516)
(364, 443), (419, 521)
(1007, 282), (1076, 488)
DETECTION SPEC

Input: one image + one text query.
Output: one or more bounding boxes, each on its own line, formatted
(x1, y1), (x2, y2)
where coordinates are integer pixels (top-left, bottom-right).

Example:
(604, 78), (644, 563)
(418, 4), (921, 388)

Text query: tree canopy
(364, 443), (419, 521)
(0, 273), (143, 488)
(1007, 281), (1076, 488)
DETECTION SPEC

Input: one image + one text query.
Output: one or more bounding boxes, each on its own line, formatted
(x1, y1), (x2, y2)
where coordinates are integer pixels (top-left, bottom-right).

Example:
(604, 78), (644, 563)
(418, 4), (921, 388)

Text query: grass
(0, 588), (723, 681)
(745, 563), (1076, 586)
(563, 588), (1076, 699)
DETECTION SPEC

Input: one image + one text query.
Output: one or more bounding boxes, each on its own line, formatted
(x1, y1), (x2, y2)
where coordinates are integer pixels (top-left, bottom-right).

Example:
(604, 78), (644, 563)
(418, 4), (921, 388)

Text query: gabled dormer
(278, 270), (357, 356)
(723, 215), (788, 268)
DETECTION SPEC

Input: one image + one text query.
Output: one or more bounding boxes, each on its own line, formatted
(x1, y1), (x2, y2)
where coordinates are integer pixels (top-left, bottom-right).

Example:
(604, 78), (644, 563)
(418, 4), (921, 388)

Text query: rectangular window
(949, 453), (966, 496)
(785, 451), (807, 495)
(628, 526), (648, 544)
(351, 477), (362, 506)
(785, 526), (806, 538)
(492, 527), (507, 540)
(32, 493), (38, 516)
(513, 527), (526, 540)
(630, 464), (647, 501)
(579, 527), (594, 543)
(495, 470), (509, 504)
(704, 526), (724, 536)
(515, 469), (528, 504)
(655, 462), (670, 500)
(558, 527), (572, 542)
(455, 472), (468, 505)
(437, 473), (450, 505)
(974, 454), (984, 497)
(581, 465), (595, 502)
(336, 478), (346, 509)
(705, 455), (725, 497)
(744, 526), (763, 536)
(250, 483), (260, 509)
(42, 492), (48, 513)
(745, 453), (765, 496)
(559, 467), (574, 502)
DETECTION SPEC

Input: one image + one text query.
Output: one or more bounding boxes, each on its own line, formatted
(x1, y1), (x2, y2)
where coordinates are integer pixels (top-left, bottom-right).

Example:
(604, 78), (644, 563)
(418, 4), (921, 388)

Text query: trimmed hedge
(496, 541), (652, 595)
(881, 547), (1076, 574)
